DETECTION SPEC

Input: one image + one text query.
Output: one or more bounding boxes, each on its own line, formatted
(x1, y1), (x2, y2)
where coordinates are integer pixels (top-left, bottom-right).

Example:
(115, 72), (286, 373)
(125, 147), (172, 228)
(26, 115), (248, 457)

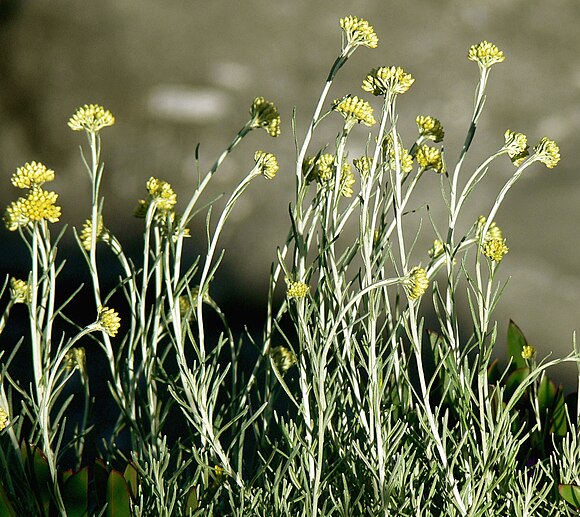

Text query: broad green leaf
(0, 482), (17, 517)
(63, 467), (88, 517)
(559, 484), (580, 508)
(21, 443), (52, 516)
(551, 386), (568, 436)
(487, 359), (500, 384)
(123, 463), (138, 500)
(106, 470), (131, 517)
(185, 485), (199, 512)
(537, 374), (556, 414)
(505, 367), (530, 400)
(94, 459), (109, 510)
(507, 320), (528, 370)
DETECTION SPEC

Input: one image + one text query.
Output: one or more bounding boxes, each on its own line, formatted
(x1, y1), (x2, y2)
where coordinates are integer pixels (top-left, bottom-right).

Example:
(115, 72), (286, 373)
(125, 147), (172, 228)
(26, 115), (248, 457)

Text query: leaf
(0, 482), (17, 517)
(94, 459), (109, 510)
(62, 467), (88, 517)
(507, 320), (528, 371)
(559, 484), (580, 508)
(487, 358), (500, 384)
(537, 374), (556, 414)
(185, 485), (199, 512)
(21, 443), (52, 516)
(123, 463), (138, 500)
(505, 367), (530, 401)
(106, 470), (131, 517)
(551, 386), (568, 437)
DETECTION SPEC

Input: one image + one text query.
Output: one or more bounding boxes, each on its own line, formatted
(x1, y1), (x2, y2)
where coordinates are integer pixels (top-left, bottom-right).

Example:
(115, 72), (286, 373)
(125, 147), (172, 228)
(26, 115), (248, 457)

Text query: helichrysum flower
(416, 115), (445, 143)
(362, 66), (414, 96)
(65, 347), (86, 373)
(68, 104), (115, 133)
(416, 145), (445, 174)
(96, 306), (121, 337)
(5, 188), (61, 231)
(254, 150), (279, 179)
(521, 345), (536, 360)
(271, 346), (297, 374)
(339, 16), (378, 49)
(384, 134), (414, 173)
(11, 162), (55, 189)
(332, 95), (376, 128)
(340, 164), (356, 197)
(533, 137), (560, 169)
(286, 278), (309, 299)
(482, 237), (509, 262)
(304, 154), (336, 183)
(249, 97), (281, 137)
(468, 41), (505, 69)
(80, 216), (106, 251)
(0, 407), (8, 431)
(146, 177), (177, 211)
(428, 239), (445, 259)
(403, 267), (429, 300)
(477, 216), (503, 242)
(353, 156), (373, 178)
(10, 278), (31, 304)
(504, 130), (529, 166)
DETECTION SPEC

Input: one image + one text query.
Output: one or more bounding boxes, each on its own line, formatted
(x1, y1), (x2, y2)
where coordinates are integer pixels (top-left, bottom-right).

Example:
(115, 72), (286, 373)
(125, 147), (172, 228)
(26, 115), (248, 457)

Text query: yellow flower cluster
(305, 154), (336, 182)
(11, 161), (55, 189)
(468, 41), (505, 69)
(286, 279), (309, 299)
(404, 267), (429, 301)
(249, 97), (281, 137)
(504, 130), (529, 167)
(416, 115), (445, 143)
(533, 137), (560, 169)
(65, 347), (86, 373)
(384, 134), (413, 173)
(271, 346), (297, 375)
(339, 16), (379, 49)
(254, 150), (279, 180)
(415, 145), (445, 174)
(332, 95), (376, 128)
(10, 278), (31, 304)
(68, 104), (115, 133)
(362, 66), (414, 96)
(0, 407), (8, 431)
(80, 215), (106, 251)
(5, 188), (61, 231)
(521, 345), (536, 360)
(96, 306), (121, 337)
(353, 156), (373, 178)
(135, 178), (177, 218)
(482, 238), (509, 262)
(340, 165), (356, 197)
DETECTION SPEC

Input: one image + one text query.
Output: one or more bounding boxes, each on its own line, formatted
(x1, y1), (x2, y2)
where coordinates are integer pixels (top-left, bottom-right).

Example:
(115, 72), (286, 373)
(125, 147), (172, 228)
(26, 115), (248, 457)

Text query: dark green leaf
(185, 485), (198, 512)
(63, 467), (88, 517)
(0, 482), (17, 517)
(507, 320), (528, 370)
(123, 463), (138, 500)
(559, 484), (580, 508)
(537, 374), (556, 414)
(505, 367), (530, 400)
(94, 459), (109, 510)
(551, 386), (568, 437)
(106, 470), (131, 517)
(487, 359), (500, 384)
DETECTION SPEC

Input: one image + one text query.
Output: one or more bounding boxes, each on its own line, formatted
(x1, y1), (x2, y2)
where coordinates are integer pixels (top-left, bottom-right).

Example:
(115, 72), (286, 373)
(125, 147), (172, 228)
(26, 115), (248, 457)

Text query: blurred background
(1, 0), (580, 386)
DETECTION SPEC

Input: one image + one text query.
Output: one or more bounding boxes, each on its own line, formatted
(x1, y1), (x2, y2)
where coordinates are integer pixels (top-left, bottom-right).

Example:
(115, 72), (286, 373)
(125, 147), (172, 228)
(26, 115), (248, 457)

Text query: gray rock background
(1, 0), (580, 385)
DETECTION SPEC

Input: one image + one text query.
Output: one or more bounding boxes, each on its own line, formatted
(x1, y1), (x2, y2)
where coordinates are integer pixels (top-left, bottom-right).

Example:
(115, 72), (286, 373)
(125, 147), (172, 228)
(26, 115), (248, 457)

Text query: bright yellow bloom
(146, 177), (177, 211)
(384, 134), (413, 173)
(304, 154), (336, 183)
(477, 216), (503, 242)
(504, 130), (529, 166)
(403, 267), (429, 300)
(521, 345), (536, 360)
(65, 347), (86, 373)
(5, 188), (61, 231)
(332, 95), (376, 128)
(249, 97), (281, 137)
(468, 41), (505, 69)
(11, 162), (55, 189)
(0, 407), (8, 431)
(533, 137), (560, 169)
(96, 306), (121, 337)
(10, 278), (31, 304)
(271, 346), (297, 374)
(286, 279), (309, 299)
(416, 145), (445, 174)
(254, 150), (279, 179)
(482, 237), (509, 262)
(80, 216), (106, 251)
(362, 66), (414, 96)
(68, 104), (115, 133)
(416, 116), (444, 143)
(340, 16), (378, 49)
(340, 164), (356, 197)
(353, 156), (373, 178)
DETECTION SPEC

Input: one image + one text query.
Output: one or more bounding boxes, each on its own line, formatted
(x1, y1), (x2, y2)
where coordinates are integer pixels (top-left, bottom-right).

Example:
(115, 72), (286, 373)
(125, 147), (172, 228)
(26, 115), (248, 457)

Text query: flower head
(503, 130), (529, 166)
(271, 346), (297, 375)
(521, 345), (536, 360)
(340, 164), (356, 197)
(249, 97), (281, 137)
(0, 407), (8, 431)
(286, 278), (309, 299)
(11, 162), (55, 189)
(482, 238), (509, 262)
(65, 347), (86, 373)
(533, 137), (560, 169)
(416, 145), (445, 174)
(254, 150), (279, 179)
(416, 116), (445, 143)
(68, 104), (115, 133)
(5, 188), (61, 231)
(134, 177), (178, 217)
(10, 278), (31, 304)
(468, 41), (505, 69)
(340, 16), (378, 49)
(362, 66), (414, 96)
(304, 154), (336, 183)
(403, 267), (429, 301)
(384, 134), (413, 173)
(332, 95), (376, 128)
(477, 216), (503, 242)
(353, 156), (373, 178)
(96, 306), (121, 337)
(80, 216), (106, 251)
